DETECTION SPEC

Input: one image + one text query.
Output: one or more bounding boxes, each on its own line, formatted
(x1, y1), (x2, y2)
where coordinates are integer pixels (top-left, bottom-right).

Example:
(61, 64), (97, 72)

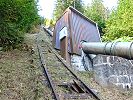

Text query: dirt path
(0, 33), (50, 100)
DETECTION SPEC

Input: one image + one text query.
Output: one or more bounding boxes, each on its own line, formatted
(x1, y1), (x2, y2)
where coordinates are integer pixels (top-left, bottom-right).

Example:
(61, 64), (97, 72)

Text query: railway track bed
(36, 30), (101, 100)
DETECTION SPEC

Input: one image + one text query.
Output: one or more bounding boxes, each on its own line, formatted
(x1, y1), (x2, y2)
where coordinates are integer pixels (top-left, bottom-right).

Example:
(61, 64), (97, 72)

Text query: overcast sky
(38, 0), (118, 19)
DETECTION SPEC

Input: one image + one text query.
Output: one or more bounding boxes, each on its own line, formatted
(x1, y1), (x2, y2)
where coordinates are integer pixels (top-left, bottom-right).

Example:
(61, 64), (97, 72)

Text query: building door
(59, 27), (70, 63)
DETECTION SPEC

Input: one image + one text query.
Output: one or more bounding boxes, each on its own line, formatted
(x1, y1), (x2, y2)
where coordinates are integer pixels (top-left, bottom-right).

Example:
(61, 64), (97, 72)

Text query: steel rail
(37, 42), (60, 100)
(38, 27), (101, 100)
(47, 44), (101, 100)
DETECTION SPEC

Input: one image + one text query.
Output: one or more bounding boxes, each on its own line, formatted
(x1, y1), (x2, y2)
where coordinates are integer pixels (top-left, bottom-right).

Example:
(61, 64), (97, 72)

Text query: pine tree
(54, 0), (84, 20)
(84, 0), (108, 35)
(103, 0), (133, 41)
(0, 0), (40, 48)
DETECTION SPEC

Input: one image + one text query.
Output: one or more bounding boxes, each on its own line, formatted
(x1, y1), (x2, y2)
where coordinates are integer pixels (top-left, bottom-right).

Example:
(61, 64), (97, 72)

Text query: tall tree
(0, 0), (40, 48)
(84, 0), (108, 35)
(103, 0), (133, 41)
(71, 0), (84, 13)
(54, 0), (84, 20)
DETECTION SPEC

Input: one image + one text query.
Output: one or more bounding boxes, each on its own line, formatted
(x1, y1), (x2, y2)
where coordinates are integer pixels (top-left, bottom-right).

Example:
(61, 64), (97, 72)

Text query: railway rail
(36, 28), (101, 100)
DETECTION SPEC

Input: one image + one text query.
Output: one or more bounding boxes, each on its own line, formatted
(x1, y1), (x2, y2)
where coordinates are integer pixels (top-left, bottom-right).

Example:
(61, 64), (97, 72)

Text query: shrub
(0, 0), (40, 49)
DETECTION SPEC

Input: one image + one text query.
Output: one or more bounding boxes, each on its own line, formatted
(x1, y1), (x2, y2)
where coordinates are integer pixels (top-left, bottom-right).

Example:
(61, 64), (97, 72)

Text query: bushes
(54, 0), (84, 20)
(103, 0), (133, 41)
(84, 0), (108, 35)
(0, 0), (40, 49)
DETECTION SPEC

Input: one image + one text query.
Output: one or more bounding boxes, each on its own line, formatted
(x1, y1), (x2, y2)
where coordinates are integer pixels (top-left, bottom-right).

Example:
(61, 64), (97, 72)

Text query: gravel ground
(0, 33), (50, 100)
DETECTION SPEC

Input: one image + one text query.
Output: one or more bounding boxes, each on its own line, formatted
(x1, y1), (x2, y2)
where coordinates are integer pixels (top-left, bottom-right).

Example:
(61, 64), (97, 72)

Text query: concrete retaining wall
(93, 55), (133, 89)
(71, 54), (93, 71)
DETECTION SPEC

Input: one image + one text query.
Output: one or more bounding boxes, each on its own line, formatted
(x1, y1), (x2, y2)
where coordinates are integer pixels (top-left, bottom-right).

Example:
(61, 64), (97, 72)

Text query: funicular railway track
(36, 29), (101, 100)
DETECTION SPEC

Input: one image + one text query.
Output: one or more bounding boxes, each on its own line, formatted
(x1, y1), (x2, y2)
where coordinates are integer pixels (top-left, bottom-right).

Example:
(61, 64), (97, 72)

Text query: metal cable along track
(36, 32), (101, 100)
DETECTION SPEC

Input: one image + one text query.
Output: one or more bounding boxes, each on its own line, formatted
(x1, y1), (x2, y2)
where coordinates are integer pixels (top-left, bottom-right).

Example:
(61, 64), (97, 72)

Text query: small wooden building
(53, 7), (101, 62)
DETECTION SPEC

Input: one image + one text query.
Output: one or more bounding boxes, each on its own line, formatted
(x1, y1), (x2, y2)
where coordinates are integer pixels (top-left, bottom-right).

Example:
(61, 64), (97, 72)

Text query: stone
(118, 75), (130, 83)
(71, 54), (93, 71)
(92, 54), (133, 89)
(108, 75), (118, 84)
(0, 47), (3, 51)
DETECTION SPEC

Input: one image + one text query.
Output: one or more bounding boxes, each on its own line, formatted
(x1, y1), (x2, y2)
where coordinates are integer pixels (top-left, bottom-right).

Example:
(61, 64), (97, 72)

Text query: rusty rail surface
(47, 44), (101, 100)
(37, 42), (60, 100)
(37, 28), (101, 100)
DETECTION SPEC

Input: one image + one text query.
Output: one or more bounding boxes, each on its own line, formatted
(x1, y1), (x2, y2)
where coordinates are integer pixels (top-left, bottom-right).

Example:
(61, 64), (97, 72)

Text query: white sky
(38, 0), (118, 19)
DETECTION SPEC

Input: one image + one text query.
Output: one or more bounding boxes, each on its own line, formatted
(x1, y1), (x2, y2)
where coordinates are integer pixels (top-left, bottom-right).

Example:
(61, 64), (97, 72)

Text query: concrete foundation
(93, 55), (133, 89)
(71, 54), (93, 71)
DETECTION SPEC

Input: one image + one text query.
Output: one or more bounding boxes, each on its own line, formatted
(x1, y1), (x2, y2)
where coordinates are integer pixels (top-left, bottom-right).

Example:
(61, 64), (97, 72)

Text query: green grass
(0, 33), (52, 100)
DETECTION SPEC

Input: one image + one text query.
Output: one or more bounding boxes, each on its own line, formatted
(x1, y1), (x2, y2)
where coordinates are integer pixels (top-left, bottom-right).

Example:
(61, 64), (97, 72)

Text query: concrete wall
(93, 55), (133, 89)
(71, 54), (93, 71)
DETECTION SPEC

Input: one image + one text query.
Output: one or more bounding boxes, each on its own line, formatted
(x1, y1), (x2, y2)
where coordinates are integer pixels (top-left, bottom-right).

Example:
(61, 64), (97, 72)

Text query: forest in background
(0, 0), (133, 50)
(47, 0), (133, 42)
(0, 0), (41, 50)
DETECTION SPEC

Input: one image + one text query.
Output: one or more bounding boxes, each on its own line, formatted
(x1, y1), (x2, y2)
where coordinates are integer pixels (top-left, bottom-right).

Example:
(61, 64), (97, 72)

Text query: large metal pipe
(81, 42), (133, 60)
(43, 26), (53, 36)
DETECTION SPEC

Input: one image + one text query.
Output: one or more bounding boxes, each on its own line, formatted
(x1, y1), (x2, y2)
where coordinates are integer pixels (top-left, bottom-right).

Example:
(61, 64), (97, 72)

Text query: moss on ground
(0, 33), (52, 100)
